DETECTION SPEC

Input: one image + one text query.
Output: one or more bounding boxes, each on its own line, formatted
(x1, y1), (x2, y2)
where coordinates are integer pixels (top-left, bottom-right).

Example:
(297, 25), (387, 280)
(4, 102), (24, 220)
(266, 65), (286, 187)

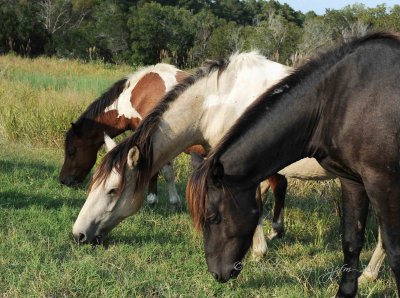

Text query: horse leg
(161, 160), (181, 206)
(379, 224), (400, 295)
(267, 174), (288, 240)
(336, 178), (369, 298)
(252, 186), (267, 261)
(363, 177), (400, 296)
(147, 173), (159, 205)
(358, 227), (385, 283)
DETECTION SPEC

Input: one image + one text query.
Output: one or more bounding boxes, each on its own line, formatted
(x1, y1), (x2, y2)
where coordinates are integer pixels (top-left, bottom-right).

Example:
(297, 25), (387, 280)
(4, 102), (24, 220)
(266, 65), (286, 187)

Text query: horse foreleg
(267, 174), (287, 240)
(147, 173), (159, 205)
(364, 176), (400, 296)
(252, 186), (267, 261)
(161, 160), (181, 206)
(336, 178), (369, 298)
(358, 227), (385, 283)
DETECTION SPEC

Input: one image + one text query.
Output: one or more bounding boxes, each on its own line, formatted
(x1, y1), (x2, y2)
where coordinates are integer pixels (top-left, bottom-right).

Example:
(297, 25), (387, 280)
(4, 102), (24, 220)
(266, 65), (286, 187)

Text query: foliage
(128, 2), (195, 67)
(2, 1), (400, 66)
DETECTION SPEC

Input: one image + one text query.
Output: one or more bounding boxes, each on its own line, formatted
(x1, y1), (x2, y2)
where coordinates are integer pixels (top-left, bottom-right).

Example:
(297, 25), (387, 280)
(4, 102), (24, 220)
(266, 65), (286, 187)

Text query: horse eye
(107, 188), (118, 196)
(207, 212), (221, 224)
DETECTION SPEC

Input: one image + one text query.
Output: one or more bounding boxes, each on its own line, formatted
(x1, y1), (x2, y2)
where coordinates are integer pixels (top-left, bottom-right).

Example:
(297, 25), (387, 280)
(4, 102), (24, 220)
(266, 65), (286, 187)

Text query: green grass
(0, 144), (396, 297)
(0, 54), (133, 147)
(0, 55), (397, 297)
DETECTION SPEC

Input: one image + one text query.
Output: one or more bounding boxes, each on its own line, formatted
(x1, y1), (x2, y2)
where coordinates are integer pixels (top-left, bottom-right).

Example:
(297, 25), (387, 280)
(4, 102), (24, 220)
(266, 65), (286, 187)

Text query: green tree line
(1, 0), (400, 67)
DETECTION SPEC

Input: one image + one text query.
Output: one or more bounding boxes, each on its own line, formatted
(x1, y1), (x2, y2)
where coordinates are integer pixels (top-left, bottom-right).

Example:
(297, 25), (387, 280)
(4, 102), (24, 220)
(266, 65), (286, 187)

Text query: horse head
(59, 122), (102, 186)
(187, 153), (260, 283)
(72, 134), (146, 244)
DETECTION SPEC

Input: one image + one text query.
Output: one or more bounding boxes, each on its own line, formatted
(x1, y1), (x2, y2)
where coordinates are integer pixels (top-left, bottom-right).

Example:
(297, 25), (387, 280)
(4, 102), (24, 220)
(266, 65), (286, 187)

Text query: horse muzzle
(210, 261), (243, 283)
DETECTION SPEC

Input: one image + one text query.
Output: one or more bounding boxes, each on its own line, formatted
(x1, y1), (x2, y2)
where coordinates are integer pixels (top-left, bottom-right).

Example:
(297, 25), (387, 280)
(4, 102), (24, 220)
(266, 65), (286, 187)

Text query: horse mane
(91, 57), (230, 192)
(65, 77), (128, 148)
(186, 31), (400, 228)
(78, 78), (128, 123)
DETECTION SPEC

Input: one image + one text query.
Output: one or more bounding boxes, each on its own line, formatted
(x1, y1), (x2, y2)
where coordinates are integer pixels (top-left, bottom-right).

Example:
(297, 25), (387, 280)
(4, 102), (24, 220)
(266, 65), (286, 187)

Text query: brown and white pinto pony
(60, 64), (189, 205)
(72, 52), (384, 281)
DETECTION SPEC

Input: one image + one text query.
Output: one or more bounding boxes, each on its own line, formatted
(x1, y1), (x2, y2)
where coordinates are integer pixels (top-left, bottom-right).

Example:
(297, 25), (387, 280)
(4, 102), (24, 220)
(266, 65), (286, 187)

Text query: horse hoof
(251, 251), (265, 262)
(146, 194), (158, 206)
(267, 229), (284, 240)
(358, 272), (378, 285)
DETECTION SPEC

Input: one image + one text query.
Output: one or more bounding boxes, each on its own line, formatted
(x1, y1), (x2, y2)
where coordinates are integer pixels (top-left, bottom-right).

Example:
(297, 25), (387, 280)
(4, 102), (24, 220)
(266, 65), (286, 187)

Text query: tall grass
(0, 55), (133, 147)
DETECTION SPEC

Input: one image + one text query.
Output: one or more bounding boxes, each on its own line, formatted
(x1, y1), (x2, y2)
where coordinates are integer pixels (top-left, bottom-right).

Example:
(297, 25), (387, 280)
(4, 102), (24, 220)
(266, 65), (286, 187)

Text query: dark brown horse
(187, 32), (400, 297)
(60, 64), (189, 205)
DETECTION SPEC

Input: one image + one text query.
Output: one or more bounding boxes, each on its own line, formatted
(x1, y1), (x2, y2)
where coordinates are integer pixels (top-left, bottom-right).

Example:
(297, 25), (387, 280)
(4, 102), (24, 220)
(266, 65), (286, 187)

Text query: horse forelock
(187, 159), (212, 230)
(89, 134), (140, 192)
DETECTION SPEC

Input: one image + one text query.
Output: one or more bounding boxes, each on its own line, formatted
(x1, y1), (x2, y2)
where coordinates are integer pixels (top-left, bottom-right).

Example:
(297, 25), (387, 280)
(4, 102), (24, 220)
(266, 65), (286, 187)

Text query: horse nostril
(211, 272), (221, 281)
(73, 233), (86, 243)
(60, 176), (80, 187)
(230, 269), (240, 279)
(94, 235), (103, 245)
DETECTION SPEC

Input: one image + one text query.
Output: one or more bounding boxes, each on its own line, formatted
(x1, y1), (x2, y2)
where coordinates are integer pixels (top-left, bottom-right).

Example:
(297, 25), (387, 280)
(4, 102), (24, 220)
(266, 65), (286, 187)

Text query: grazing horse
(72, 51), (384, 281)
(59, 64), (188, 205)
(186, 32), (400, 296)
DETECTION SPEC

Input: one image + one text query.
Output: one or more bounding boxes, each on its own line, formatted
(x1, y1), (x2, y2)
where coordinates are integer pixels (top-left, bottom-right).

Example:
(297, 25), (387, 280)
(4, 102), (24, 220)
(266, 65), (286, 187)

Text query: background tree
(128, 2), (195, 67)
(1, 1), (400, 67)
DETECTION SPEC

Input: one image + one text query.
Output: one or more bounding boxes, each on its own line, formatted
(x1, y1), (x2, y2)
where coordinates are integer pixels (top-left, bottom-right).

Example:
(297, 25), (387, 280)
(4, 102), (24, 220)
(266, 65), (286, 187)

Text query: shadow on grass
(0, 158), (92, 187)
(0, 190), (83, 209)
(0, 158), (58, 176)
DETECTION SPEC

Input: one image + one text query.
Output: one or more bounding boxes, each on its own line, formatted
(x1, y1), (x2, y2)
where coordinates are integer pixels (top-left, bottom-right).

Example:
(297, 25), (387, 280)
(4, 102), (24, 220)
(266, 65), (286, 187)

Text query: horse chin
(60, 175), (82, 186)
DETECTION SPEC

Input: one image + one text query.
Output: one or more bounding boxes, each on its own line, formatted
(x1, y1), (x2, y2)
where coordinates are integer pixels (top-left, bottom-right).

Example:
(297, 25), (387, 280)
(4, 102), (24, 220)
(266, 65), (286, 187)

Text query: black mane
(210, 32), (400, 160)
(73, 78), (128, 129)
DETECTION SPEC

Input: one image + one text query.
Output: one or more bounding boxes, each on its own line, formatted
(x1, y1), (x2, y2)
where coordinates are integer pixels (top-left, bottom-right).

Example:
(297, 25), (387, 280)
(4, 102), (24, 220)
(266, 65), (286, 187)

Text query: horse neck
(77, 116), (125, 150)
(219, 83), (323, 188)
(148, 78), (217, 176)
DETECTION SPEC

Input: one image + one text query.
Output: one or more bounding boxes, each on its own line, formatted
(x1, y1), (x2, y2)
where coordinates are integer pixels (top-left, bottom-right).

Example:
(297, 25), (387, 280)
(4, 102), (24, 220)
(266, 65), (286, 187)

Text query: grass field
(0, 55), (397, 297)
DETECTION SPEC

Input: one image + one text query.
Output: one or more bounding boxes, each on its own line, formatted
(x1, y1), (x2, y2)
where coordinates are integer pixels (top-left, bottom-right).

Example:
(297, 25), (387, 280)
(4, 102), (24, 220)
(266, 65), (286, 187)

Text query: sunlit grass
(0, 54), (133, 147)
(0, 143), (396, 297)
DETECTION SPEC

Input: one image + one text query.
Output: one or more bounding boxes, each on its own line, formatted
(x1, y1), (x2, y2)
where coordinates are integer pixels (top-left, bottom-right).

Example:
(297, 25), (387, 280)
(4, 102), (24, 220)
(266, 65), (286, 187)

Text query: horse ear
(190, 152), (204, 170)
(211, 161), (224, 187)
(104, 133), (117, 152)
(70, 122), (82, 137)
(127, 146), (140, 169)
